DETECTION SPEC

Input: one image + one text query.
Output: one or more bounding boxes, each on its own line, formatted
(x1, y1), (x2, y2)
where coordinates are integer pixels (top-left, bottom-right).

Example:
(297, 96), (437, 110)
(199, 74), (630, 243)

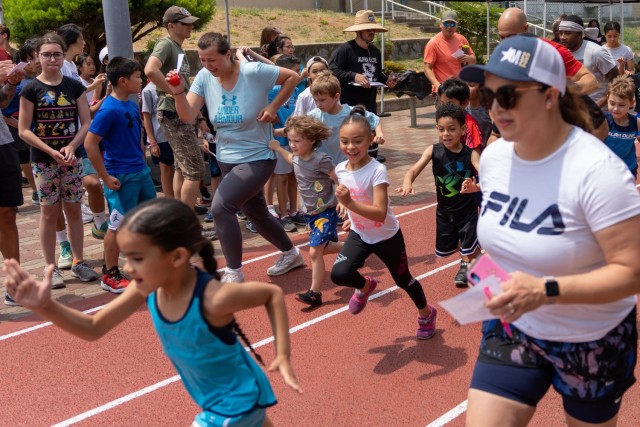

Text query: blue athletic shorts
(305, 206), (339, 247)
(470, 308), (637, 424)
(103, 167), (157, 230)
(81, 156), (98, 177)
(192, 407), (266, 427)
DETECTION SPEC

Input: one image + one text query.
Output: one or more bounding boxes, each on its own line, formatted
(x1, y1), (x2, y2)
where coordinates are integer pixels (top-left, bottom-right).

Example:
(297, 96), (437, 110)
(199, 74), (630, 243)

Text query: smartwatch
(544, 276), (559, 303)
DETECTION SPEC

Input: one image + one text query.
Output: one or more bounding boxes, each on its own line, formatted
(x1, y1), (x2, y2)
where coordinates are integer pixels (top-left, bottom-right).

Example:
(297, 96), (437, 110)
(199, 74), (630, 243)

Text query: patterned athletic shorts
(157, 111), (205, 181)
(32, 160), (84, 205)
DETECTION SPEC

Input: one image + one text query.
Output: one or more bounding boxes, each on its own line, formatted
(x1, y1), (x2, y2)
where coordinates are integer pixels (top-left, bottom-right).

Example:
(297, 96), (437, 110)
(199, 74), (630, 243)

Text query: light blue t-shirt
(308, 104), (380, 164)
(191, 61), (279, 164)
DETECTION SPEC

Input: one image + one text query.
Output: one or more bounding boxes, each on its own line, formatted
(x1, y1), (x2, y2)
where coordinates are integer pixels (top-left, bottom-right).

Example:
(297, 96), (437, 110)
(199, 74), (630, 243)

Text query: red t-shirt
(0, 48), (11, 61)
(542, 39), (581, 78)
(463, 113), (483, 151)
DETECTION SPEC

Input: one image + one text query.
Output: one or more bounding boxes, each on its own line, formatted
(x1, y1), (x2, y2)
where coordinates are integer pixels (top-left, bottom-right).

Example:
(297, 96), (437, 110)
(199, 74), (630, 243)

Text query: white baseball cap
(99, 46), (108, 64)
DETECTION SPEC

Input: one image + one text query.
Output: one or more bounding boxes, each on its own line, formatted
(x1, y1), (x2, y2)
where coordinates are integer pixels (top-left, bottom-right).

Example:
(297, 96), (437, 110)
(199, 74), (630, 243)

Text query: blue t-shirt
(191, 61), (279, 164)
(3, 77), (33, 117)
(147, 268), (277, 416)
(269, 85), (299, 147)
(604, 112), (638, 174)
(89, 96), (145, 175)
(308, 104), (380, 164)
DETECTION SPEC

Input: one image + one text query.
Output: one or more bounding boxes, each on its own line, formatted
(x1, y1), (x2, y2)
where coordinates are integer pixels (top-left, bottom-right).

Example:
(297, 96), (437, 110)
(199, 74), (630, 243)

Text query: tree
(450, 2), (502, 63)
(3, 0), (215, 57)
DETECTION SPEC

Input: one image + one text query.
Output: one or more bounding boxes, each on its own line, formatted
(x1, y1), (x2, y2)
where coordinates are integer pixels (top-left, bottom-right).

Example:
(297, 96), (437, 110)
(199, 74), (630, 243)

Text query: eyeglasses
(283, 44), (295, 50)
(443, 21), (457, 28)
(39, 52), (65, 61)
(478, 84), (544, 110)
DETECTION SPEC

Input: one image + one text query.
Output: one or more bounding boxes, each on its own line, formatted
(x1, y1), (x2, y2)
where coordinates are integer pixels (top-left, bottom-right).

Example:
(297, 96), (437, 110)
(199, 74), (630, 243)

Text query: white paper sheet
(7, 61), (28, 76)
(451, 49), (466, 59)
(176, 54), (184, 72)
(349, 81), (387, 87)
(438, 276), (504, 325)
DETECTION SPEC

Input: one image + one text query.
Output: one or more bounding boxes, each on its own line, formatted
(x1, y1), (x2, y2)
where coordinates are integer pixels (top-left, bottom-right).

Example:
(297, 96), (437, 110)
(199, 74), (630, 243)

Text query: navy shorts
(305, 206), (339, 247)
(0, 143), (23, 207)
(470, 308), (637, 424)
(435, 208), (479, 257)
(150, 141), (175, 167)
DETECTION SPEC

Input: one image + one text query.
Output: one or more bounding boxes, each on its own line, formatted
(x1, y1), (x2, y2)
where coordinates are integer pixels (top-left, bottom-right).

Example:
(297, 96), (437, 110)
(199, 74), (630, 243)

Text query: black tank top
(431, 143), (476, 214)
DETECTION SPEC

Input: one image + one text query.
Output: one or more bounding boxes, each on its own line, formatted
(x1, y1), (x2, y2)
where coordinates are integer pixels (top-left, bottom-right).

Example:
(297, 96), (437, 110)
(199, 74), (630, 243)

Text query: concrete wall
(218, 0), (317, 10)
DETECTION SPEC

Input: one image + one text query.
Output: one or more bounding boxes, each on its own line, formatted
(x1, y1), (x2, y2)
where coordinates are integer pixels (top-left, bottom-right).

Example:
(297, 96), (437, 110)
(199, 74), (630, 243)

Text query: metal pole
(543, 2), (547, 38)
(224, 0), (231, 45)
(0, 0), (4, 25)
(486, 1), (490, 58)
(379, 0), (390, 117)
(620, 0), (624, 44)
(102, 0), (134, 101)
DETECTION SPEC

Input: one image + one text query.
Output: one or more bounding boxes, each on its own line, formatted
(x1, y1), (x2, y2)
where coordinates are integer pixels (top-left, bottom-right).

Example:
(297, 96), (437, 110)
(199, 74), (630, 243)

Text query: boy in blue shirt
(85, 57), (157, 294)
(604, 76), (639, 178)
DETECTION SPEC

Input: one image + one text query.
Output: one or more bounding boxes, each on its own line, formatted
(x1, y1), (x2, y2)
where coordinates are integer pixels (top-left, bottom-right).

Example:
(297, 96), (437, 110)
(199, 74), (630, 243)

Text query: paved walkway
(0, 104), (440, 321)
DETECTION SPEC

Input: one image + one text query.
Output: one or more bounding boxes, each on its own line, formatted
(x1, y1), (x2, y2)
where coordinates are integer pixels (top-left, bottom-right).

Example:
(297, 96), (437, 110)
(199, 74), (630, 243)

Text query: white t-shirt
(604, 43), (634, 67)
(478, 126), (640, 342)
(293, 87), (316, 117)
(571, 41), (616, 103)
(335, 159), (399, 244)
(141, 82), (167, 143)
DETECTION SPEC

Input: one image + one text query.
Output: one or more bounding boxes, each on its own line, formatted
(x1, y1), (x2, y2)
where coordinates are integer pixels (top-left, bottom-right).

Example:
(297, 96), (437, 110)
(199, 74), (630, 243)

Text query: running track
(2, 188), (640, 426)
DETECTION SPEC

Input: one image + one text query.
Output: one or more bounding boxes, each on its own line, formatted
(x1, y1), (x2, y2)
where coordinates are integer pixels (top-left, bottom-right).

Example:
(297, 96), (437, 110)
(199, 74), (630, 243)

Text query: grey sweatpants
(213, 159), (294, 269)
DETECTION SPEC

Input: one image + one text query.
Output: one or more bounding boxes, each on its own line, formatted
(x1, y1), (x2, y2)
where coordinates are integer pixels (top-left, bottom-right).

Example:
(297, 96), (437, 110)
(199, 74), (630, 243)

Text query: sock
(93, 212), (107, 228)
(226, 266), (242, 273)
(56, 230), (68, 244)
(72, 259), (81, 266)
(285, 246), (299, 256)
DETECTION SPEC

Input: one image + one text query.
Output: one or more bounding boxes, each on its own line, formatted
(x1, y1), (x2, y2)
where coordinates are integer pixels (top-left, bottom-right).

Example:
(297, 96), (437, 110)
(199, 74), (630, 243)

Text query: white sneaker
(267, 249), (305, 276)
(267, 205), (278, 218)
(221, 268), (245, 283)
(81, 203), (93, 224)
(48, 266), (66, 289)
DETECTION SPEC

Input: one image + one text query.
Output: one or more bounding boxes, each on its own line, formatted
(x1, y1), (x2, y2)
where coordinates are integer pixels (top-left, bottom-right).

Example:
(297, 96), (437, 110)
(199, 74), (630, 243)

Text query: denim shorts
(192, 407), (266, 427)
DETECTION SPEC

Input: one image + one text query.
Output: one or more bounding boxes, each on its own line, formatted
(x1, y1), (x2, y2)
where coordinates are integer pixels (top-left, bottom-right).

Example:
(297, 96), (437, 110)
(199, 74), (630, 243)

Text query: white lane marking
(52, 259), (460, 426)
(0, 202), (439, 342)
(425, 400), (468, 427)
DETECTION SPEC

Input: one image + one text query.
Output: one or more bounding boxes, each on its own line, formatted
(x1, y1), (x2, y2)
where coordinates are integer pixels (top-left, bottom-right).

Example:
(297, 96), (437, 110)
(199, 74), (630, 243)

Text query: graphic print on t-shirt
(481, 191), (565, 235)
(35, 90), (78, 148)
(214, 94), (242, 124)
(436, 160), (471, 198)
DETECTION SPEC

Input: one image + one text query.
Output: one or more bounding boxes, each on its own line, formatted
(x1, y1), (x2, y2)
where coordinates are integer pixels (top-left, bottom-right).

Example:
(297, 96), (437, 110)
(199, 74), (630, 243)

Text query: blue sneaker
(203, 211), (214, 223)
(246, 220), (257, 233)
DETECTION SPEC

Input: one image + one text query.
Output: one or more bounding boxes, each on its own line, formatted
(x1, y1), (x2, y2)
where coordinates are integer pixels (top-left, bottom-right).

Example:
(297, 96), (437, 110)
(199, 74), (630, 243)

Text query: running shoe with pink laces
(417, 304), (438, 340)
(348, 276), (378, 315)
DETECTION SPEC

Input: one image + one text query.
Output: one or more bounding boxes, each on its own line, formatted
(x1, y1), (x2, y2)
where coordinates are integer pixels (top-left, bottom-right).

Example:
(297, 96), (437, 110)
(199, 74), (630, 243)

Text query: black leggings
(213, 159), (294, 269)
(331, 229), (427, 309)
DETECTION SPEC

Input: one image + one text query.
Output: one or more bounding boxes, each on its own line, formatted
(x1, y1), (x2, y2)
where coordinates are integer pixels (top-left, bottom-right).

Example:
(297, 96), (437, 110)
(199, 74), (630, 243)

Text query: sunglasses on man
(443, 21), (457, 28)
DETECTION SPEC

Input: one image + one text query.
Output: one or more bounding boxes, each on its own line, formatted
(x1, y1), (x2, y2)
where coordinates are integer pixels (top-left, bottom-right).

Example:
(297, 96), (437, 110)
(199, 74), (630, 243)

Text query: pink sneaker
(348, 276), (378, 315)
(417, 304), (437, 340)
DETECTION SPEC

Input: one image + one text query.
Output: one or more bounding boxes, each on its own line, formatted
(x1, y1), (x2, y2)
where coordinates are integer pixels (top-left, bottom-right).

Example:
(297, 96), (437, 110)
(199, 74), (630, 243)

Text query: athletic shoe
(203, 211), (214, 223)
(454, 261), (469, 288)
(101, 265), (130, 294)
(245, 220), (257, 233)
(4, 292), (19, 307)
(196, 196), (212, 208)
(49, 266), (65, 289)
(31, 192), (40, 206)
(91, 221), (108, 239)
(267, 250), (304, 276)
(70, 261), (99, 282)
(348, 276), (378, 315)
(21, 177), (29, 188)
(57, 241), (73, 269)
(267, 205), (279, 218)
(81, 203), (94, 224)
(221, 268), (245, 283)
(194, 205), (208, 215)
(417, 304), (438, 340)
(290, 211), (307, 226)
(280, 216), (297, 232)
(201, 227), (218, 240)
(295, 290), (322, 307)
(236, 210), (247, 220)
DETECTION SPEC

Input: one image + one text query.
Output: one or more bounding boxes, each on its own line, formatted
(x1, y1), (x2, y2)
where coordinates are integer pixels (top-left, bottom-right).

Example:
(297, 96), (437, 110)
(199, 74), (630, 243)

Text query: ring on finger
(507, 302), (515, 316)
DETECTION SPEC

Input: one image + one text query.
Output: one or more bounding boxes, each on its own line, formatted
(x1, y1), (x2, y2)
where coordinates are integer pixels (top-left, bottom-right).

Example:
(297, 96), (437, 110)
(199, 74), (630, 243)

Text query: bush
(383, 60), (406, 74)
(450, 2), (502, 63)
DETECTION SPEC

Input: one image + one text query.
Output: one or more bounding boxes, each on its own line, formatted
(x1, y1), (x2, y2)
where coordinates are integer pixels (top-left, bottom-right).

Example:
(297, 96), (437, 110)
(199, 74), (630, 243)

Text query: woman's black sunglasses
(478, 84), (546, 110)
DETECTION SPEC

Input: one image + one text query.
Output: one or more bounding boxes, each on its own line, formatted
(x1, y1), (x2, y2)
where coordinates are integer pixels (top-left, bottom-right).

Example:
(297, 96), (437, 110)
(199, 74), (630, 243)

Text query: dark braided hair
(233, 320), (264, 366)
(340, 104), (372, 134)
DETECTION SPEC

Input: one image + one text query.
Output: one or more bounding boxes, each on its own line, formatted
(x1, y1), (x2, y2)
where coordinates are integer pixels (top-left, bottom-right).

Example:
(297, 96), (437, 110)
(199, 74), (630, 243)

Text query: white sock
(94, 212), (107, 228)
(226, 266), (242, 273)
(56, 230), (68, 244)
(285, 246), (299, 256)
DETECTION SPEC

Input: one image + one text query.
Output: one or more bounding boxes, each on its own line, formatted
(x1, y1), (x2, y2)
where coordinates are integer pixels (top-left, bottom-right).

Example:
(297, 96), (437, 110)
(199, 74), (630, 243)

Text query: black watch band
(544, 276), (560, 303)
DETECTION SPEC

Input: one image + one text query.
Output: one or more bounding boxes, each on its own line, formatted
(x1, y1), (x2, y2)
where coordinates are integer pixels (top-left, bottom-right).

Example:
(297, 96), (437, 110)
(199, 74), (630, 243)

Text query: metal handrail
(384, 0), (450, 21)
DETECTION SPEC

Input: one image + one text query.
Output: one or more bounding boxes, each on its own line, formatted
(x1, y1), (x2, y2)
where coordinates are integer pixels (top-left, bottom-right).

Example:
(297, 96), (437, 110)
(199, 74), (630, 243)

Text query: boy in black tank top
(395, 104), (481, 287)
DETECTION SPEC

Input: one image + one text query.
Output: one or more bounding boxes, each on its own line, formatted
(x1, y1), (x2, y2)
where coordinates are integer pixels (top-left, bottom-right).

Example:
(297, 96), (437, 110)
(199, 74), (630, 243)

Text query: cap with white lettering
(459, 34), (566, 95)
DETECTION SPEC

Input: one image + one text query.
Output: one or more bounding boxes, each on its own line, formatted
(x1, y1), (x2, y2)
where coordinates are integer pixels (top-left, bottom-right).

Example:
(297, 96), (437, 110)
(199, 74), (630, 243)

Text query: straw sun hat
(343, 10), (388, 33)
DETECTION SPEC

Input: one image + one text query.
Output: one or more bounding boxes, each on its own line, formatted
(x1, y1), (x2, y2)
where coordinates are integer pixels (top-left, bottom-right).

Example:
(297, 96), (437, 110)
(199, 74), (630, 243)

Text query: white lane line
(0, 202), (438, 342)
(52, 259), (460, 426)
(425, 401), (468, 427)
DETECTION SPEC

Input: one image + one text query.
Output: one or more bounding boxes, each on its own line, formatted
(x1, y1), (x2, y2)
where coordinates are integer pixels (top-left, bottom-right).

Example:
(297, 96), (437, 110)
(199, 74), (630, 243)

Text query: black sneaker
(280, 216), (297, 232)
(4, 292), (19, 307)
(246, 220), (257, 233)
(290, 211), (307, 226)
(296, 290), (323, 307)
(454, 261), (469, 288)
(194, 205), (208, 215)
(236, 210), (247, 220)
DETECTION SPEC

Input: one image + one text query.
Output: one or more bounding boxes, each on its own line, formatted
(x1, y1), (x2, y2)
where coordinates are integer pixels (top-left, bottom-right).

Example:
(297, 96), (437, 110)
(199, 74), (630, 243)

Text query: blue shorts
(209, 151), (221, 178)
(150, 141), (175, 167)
(104, 167), (157, 230)
(305, 207), (339, 247)
(470, 308), (637, 424)
(81, 156), (98, 177)
(192, 407), (266, 427)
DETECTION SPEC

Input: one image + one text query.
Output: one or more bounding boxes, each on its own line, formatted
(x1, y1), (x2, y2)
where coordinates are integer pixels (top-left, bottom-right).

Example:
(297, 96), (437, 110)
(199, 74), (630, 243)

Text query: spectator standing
(603, 21), (634, 76)
(586, 19), (605, 45)
(329, 10), (397, 162)
(144, 6), (207, 212)
(423, 10), (476, 94)
(0, 24), (17, 60)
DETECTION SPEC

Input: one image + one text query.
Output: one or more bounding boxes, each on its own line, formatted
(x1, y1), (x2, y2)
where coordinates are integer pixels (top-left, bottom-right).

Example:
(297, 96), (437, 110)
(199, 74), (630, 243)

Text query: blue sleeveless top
(604, 112), (638, 173)
(147, 269), (277, 416)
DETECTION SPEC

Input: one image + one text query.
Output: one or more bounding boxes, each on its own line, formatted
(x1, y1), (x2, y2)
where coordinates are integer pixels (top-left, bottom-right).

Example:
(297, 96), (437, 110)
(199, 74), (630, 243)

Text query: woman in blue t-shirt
(172, 32), (305, 284)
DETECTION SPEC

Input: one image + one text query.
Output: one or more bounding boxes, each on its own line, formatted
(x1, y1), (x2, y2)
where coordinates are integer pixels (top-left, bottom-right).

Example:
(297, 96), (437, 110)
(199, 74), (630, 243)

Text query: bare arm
(268, 139), (293, 165)
(569, 65), (598, 95)
(144, 56), (175, 99)
(395, 145), (433, 196)
(258, 67), (301, 123)
(423, 62), (439, 92)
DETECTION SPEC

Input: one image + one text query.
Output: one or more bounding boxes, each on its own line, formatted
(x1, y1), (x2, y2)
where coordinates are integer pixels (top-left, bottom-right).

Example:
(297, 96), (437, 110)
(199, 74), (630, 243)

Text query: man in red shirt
(423, 10), (476, 94)
(0, 25), (15, 61)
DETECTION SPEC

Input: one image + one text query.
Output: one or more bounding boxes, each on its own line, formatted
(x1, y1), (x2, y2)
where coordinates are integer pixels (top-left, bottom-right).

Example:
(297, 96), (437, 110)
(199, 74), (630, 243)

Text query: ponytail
(198, 238), (220, 281)
(233, 320), (264, 366)
(559, 86), (593, 133)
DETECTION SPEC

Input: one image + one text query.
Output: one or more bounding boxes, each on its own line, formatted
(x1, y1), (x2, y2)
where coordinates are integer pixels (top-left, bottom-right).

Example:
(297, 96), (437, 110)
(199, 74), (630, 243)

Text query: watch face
(545, 279), (560, 297)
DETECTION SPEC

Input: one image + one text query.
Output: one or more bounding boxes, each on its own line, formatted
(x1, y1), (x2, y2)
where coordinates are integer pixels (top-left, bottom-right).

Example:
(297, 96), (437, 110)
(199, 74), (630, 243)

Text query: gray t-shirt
(572, 41), (616, 104)
(150, 36), (191, 112)
(293, 150), (336, 215)
(141, 82), (167, 143)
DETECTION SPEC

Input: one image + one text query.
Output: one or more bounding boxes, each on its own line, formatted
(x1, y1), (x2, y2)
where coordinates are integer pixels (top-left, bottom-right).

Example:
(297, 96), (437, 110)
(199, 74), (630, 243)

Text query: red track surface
(1, 196), (640, 427)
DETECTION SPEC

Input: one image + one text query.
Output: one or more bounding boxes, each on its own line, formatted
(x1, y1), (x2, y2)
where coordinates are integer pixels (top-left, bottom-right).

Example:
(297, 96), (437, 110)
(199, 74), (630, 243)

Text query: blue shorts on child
(104, 167), (156, 231)
(305, 206), (339, 247)
(193, 407), (266, 427)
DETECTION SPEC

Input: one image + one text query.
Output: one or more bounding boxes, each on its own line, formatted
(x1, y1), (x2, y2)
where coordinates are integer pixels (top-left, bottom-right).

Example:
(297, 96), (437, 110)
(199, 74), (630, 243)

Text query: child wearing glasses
(395, 103), (480, 287)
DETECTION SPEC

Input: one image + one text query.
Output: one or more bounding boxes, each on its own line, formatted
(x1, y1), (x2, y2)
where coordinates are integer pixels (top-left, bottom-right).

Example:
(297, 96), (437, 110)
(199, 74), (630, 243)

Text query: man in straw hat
(329, 10), (397, 162)
(423, 10), (476, 94)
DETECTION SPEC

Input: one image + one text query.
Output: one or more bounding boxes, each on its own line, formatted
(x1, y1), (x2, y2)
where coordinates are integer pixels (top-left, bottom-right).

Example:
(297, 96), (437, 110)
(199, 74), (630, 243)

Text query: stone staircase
(387, 11), (441, 34)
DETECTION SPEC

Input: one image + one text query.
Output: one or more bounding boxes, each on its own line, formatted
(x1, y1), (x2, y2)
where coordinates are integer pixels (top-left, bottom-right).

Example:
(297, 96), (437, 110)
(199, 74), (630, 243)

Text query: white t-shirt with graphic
(478, 126), (640, 342)
(335, 159), (399, 244)
(191, 61), (279, 164)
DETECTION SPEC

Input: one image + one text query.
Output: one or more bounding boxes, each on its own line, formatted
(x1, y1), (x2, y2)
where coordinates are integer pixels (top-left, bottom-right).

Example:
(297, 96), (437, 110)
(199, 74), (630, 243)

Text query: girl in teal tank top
(4, 198), (302, 426)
